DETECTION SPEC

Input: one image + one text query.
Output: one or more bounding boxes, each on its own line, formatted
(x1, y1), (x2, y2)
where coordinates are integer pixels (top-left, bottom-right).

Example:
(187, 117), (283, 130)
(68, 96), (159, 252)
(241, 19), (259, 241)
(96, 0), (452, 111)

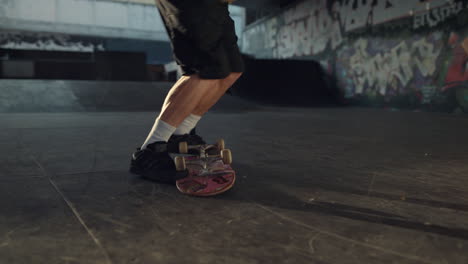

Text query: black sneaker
(129, 141), (187, 184)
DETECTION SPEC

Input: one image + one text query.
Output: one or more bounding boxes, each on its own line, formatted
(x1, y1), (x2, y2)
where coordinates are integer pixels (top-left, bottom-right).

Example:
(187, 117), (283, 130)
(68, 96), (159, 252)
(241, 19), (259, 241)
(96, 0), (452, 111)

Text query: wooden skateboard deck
(171, 141), (236, 197)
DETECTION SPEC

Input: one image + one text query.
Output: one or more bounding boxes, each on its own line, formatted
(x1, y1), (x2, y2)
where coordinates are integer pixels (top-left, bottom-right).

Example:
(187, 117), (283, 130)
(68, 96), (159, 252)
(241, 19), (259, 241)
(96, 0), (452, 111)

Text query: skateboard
(171, 139), (236, 197)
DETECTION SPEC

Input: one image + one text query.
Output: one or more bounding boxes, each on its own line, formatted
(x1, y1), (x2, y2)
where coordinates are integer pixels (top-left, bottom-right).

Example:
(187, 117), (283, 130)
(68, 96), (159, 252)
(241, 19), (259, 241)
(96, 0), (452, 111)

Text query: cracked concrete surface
(0, 105), (468, 264)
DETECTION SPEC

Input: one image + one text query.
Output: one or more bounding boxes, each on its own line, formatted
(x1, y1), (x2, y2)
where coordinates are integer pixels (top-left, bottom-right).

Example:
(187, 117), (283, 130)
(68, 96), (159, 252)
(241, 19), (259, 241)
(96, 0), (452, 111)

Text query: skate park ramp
(0, 79), (260, 113)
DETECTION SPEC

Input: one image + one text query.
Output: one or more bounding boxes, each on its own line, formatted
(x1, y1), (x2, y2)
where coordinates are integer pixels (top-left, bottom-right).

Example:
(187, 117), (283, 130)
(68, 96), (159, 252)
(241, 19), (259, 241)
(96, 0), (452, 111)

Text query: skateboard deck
(172, 140), (236, 197)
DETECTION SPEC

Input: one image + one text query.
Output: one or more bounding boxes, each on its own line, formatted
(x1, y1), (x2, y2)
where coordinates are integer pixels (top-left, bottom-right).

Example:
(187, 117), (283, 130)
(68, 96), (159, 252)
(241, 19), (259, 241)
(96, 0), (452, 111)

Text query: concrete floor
(1, 104), (468, 264)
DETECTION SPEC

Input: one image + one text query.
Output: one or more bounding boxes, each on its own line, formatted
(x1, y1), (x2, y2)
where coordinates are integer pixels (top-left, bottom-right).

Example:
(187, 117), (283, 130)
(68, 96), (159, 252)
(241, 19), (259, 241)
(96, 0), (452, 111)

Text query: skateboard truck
(174, 139), (232, 172)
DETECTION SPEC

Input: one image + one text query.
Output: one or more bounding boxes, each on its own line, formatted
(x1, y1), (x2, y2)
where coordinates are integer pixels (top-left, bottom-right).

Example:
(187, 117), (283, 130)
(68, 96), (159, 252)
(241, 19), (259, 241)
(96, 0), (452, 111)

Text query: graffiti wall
(242, 0), (468, 112)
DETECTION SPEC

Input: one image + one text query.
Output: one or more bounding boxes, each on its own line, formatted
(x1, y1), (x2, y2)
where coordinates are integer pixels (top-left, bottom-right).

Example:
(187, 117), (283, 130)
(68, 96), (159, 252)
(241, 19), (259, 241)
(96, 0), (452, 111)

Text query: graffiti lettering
(421, 85), (437, 104)
(242, 0), (464, 59)
(337, 0), (374, 32)
(281, 10), (341, 57)
(414, 2), (465, 29)
(245, 0), (343, 58)
(242, 18), (278, 57)
(283, 1), (313, 25)
(344, 37), (441, 96)
(335, 0), (436, 32)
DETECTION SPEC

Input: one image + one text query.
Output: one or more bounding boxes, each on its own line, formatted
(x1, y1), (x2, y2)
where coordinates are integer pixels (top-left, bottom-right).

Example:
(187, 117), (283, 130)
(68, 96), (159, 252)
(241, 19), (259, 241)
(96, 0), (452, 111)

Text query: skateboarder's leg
(192, 72), (242, 116)
(170, 71), (242, 136)
(141, 74), (222, 149)
(142, 70), (241, 147)
(185, 4), (245, 117)
(159, 75), (221, 127)
(168, 8), (244, 129)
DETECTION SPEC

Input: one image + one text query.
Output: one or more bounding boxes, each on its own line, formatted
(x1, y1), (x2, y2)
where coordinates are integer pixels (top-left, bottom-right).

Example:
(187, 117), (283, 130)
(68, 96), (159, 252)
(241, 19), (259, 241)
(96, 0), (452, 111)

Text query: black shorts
(156, 0), (244, 79)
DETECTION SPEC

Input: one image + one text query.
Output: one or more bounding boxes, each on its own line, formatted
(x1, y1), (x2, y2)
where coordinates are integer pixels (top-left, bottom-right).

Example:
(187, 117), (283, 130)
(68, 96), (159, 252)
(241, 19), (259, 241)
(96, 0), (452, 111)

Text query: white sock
(173, 114), (201, 135)
(141, 119), (176, 149)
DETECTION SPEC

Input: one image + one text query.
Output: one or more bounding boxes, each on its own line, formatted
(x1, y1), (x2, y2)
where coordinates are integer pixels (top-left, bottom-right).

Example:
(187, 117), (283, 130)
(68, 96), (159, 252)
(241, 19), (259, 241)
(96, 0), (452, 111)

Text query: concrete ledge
(0, 79), (173, 112)
(0, 79), (261, 113)
(0, 17), (169, 42)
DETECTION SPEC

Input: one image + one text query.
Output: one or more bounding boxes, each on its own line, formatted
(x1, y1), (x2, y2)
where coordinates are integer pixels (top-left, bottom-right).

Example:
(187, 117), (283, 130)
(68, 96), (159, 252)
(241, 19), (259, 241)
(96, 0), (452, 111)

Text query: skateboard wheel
(221, 149), (232, 165)
(174, 156), (186, 171)
(179, 142), (188, 154)
(217, 139), (225, 151)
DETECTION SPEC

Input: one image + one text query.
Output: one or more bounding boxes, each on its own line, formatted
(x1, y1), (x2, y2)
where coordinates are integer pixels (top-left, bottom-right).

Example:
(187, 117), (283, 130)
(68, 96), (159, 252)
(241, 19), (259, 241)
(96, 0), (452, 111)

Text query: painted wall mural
(336, 34), (443, 98)
(242, 0), (468, 112)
